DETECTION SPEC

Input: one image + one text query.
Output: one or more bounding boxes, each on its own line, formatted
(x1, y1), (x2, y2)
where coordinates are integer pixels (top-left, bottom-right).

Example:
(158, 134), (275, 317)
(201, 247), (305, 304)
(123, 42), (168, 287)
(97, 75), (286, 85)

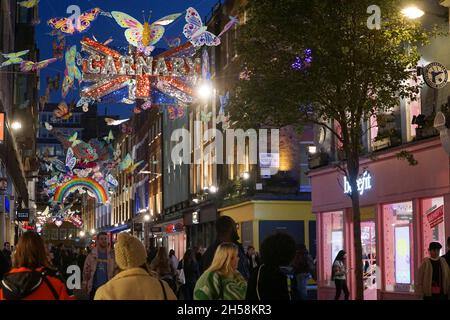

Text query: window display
(383, 201), (414, 292)
(321, 211), (344, 286)
(421, 197), (445, 259)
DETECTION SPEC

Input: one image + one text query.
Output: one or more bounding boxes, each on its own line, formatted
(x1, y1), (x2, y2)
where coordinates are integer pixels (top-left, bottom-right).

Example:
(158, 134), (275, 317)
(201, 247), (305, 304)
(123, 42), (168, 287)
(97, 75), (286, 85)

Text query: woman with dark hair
(246, 233), (297, 300)
(332, 250), (350, 300)
(0, 232), (71, 300)
(292, 244), (315, 300)
(177, 249), (200, 300)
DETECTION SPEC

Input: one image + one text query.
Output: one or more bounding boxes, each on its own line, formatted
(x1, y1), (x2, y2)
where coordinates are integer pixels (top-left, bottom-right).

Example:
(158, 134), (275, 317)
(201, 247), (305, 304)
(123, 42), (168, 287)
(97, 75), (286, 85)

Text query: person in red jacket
(0, 231), (72, 300)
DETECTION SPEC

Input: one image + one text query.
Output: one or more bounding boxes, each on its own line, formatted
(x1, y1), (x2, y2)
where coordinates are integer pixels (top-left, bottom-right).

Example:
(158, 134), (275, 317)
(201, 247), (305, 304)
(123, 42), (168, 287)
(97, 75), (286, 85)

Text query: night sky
(36, 0), (219, 117)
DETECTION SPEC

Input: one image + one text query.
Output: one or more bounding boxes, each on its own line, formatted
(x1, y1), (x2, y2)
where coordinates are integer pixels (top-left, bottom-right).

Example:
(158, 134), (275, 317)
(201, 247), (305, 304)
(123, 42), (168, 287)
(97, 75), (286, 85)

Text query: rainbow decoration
(53, 177), (108, 204)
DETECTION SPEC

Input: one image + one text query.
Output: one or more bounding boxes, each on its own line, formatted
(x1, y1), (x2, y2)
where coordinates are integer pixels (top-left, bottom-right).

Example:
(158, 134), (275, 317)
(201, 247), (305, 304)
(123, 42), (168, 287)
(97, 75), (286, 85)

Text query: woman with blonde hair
(150, 247), (177, 293)
(194, 242), (247, 300)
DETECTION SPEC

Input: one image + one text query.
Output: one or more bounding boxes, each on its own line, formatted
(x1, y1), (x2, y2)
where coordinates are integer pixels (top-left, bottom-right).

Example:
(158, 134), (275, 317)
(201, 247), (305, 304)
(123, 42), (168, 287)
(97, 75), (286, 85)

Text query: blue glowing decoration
(291, 48), (312, 71)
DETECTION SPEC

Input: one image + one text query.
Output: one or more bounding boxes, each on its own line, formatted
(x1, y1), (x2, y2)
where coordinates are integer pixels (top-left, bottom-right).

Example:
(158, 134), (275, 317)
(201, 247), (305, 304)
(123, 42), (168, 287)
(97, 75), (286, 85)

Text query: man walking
(82, 232), (117, 299)
(416, 242), (450, 300)
(201, 216), (250, 280)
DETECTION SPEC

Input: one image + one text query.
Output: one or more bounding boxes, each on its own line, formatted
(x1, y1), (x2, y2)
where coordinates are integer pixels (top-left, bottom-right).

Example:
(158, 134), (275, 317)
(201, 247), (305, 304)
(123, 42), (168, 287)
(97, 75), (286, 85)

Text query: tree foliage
(230, 0), (432, 299)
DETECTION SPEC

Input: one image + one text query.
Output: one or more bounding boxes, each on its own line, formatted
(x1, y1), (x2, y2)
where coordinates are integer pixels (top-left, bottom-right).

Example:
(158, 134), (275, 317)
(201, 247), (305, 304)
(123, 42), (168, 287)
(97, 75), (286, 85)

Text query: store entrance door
(361, 220), (377, 300)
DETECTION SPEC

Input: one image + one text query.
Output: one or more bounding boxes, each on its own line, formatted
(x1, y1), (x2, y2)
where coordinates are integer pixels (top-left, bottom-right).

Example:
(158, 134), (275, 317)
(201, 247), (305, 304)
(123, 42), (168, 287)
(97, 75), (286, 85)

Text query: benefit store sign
(343, 171), (372, 196)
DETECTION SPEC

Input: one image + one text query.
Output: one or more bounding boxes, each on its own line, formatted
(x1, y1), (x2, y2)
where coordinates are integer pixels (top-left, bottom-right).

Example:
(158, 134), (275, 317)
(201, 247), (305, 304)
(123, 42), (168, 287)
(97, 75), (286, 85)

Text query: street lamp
(308, 145), (318, 155)
(242, 172), (250, 180)
(79, 230), (85, 237)
(401, 6), (425, 19)
(209, 186), (218, 193)
(90, 228), (95, 235)
(144, 214), (150, 222)
(11, 121), (22, 130)
(197, 82), (213, 99)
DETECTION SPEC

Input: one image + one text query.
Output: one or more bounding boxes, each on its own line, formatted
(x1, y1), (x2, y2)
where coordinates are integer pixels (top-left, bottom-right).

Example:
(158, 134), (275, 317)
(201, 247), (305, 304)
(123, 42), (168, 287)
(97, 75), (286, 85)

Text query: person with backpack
(292, 244), (315, 300)
(0, 232), (72, 300)
(94, 232), (176, 300)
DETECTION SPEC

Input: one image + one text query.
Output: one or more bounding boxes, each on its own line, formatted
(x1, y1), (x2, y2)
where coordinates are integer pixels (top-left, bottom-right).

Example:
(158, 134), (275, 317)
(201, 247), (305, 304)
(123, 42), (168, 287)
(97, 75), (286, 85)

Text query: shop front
(218, 200), (314, 253)
(153, 218), (186, 258)
(184, 203), (217, 250)
(310, 138), (450, 300)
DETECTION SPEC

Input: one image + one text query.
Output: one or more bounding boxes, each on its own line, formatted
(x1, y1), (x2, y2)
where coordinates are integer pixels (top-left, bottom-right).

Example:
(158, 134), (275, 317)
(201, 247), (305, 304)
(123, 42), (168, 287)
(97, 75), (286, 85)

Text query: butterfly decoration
(47, 74), (61, 92)
(104, 130), (114, 144)
(164, 36), (181, 48)
(100, 11), (113, 18)
(217, 91), (230, 124)
(53, 102), (72, 120)
(106, 174), (119, 188)
(47, 8), (101, 35)
(44, 162), (53, 172)
(105, 118), (129, 126)
(76, 97), (94, 112)
(20, 58), (57, 72)
(239, 68), (251, 81)
(73, 168), (92, 178)
(201, 111), (212, 123)
(65, 148), (77, 173)
(137, 43), (154, 56)
(202, 48), (211, 81)
(52, 37), (65, 60)
(120, 153), (144, 174)
(68, 132), (81, 147)
(18, 0), (39, 8)
(291, 48), (312, 71)
(167, 105), (185, 120)
(48, 30), (65, 42)
(0, 50), (29, 68)
(140, 100), (152, 110)
(218, 16), (239, 38)
(62, 46), (82, 98)
(111, 11), (181, 48)
(183, 7), (221, 47)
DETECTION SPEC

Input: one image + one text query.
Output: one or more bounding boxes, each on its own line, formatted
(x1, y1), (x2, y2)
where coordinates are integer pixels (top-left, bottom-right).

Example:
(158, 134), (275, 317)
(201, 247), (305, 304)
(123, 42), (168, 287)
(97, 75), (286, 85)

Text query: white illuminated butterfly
(183, 7), (221, 47)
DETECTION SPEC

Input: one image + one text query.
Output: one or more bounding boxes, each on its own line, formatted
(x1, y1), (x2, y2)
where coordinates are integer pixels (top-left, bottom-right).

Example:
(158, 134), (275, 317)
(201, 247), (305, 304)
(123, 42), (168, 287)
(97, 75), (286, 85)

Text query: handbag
(178, 268), (186, 285)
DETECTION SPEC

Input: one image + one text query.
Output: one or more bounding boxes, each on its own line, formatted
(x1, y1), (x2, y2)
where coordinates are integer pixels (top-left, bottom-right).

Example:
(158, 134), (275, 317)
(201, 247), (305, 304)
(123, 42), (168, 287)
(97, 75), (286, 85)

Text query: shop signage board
(426, 205), (444, 228)
(259, 153), (279, 178)
(16, 209), (30, 222)
(344, 171), (372, 195)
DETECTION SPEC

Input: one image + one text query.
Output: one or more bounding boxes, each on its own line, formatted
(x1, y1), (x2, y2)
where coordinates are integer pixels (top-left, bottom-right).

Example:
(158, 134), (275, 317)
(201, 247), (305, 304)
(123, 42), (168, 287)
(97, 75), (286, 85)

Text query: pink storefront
(310, 137), (450, 300)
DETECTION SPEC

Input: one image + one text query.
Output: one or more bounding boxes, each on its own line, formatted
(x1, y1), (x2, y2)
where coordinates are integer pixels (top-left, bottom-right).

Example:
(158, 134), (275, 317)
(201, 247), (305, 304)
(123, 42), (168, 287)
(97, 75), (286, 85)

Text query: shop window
(321, 211), (344, 286)
(421, 197), (445, 258)
(382, 201), (414, 292)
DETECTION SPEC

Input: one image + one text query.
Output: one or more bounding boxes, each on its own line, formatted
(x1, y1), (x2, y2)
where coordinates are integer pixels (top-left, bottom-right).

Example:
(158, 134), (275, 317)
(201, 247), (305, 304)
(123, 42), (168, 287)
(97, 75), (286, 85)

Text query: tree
(230, 0), (430, 299)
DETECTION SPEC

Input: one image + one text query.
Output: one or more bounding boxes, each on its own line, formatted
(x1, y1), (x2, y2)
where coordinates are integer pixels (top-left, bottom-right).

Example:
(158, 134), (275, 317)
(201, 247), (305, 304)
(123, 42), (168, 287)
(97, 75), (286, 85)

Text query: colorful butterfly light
(119, 153), (144, 174)
(105, 118), (129, 126)
(20, 58), (57, 72)
(201, 111), (213, 123)
(53, 102), (72, 120)
(18, 0), (39, 8)
(164, 36), (181, 48)
(65, 148), (77, 173)
(0, 50), (29, 68)
(167, 105), (185, 120)
(62, 46), (82, 98)
(48, 8), (101, 35)
(111, 11), (181, 48)
(183, 7), (221, 47)
(218, 16), (239, 38)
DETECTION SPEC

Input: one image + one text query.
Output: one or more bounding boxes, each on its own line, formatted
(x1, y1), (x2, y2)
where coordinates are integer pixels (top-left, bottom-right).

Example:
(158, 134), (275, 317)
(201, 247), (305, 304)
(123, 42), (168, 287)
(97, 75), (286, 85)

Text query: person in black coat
(0, 251), (10, 280)
(246, 233), (298, 300)
(200, 216), (250, 280)
(442, 236), (450, 268)
(177, 249), (200, 300)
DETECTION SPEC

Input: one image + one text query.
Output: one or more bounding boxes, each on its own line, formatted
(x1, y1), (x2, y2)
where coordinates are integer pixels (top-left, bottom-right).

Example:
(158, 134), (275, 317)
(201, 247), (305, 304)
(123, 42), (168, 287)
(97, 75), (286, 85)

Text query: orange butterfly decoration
(47, 8), (101, 35)
(53, 102), (72, 120)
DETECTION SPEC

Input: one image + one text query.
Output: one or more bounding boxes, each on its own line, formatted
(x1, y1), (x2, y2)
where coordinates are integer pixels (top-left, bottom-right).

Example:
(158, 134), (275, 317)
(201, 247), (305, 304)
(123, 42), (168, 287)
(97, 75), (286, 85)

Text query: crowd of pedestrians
(0, 215), (319, 300)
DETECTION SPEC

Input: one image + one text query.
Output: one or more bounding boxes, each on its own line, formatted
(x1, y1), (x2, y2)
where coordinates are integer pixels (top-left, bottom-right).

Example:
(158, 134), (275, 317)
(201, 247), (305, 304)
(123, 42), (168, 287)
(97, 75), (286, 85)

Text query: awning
(103, 223), (131, 234)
